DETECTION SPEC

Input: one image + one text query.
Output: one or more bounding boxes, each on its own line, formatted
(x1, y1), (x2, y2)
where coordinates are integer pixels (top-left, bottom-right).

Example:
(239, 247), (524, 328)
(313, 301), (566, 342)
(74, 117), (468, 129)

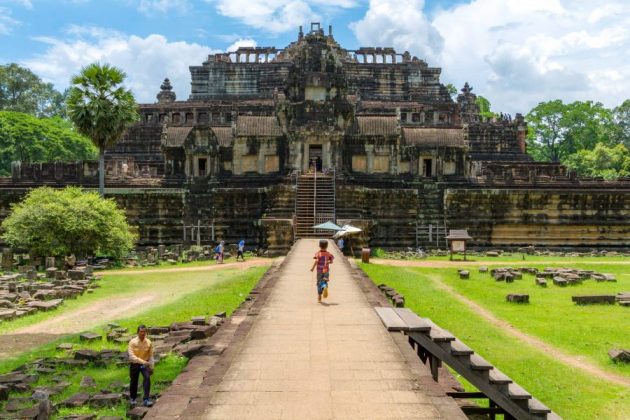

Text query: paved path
(198, 239), (463, 419)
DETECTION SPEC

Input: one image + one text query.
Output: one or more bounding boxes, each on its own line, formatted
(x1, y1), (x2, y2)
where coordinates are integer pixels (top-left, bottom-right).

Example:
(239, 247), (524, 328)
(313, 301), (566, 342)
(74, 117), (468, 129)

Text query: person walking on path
(310, 239), (334, 303)
(128, 325), (154, 407)
(236, 239), (246, 261)
(215, 240), (225, 264)
(337, 237), (344, 254)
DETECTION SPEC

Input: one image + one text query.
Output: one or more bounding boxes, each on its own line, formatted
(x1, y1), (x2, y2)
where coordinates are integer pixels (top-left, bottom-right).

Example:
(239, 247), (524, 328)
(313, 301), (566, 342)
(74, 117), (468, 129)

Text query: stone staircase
(416, 182), (448, 249)
(295, 174), (335, 238)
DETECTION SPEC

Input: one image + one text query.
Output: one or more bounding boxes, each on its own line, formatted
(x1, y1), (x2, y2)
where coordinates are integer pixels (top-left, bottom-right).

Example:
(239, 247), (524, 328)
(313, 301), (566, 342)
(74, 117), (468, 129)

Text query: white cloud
(7, 0), (32, 9)
(0, 7), (20, 35)
(351, 0), (630, 114)
(350, 0), (442, 61)
(226, 38), (257, 52)
(137, 0), (190, 16)
(207, 0), (357, 34)
(23, 27), (219, 103)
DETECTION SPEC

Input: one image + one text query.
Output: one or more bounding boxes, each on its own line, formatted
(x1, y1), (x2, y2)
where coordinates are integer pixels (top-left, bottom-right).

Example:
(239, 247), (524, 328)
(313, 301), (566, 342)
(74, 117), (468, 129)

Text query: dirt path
(0, 259), (271, 359)
(372, 260), (630, 387)
(371, 258), (630, 268)
(101, 258), (270, 275)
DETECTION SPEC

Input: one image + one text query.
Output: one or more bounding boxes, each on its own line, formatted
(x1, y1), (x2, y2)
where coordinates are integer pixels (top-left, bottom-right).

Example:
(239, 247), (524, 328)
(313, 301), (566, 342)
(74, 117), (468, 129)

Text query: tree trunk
(99, 148), (105, 197)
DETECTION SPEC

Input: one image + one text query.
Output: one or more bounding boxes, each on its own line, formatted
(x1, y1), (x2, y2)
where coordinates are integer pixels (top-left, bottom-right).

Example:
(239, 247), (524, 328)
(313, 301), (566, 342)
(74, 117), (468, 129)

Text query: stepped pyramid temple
(2, 23), (629, 254)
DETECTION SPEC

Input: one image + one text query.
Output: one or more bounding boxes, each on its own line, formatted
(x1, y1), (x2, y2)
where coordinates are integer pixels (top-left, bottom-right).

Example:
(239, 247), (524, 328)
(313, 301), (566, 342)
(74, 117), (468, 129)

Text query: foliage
(1, 186), (136, 258)
(0, 111), (97, 176)
(612, 99), (630, 148)
(475, 96), (497, 122)
(445, 83), (458, 100)
(526, 100), (616, 163)
(0, 63), (66, 118)
(66, 63), (139, 195)
(564, 143), (630, 179)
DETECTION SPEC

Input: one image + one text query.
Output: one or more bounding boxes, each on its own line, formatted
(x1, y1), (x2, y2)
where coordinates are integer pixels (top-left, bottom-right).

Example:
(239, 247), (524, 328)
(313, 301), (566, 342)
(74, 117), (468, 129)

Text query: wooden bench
(373, 306), (557, 420)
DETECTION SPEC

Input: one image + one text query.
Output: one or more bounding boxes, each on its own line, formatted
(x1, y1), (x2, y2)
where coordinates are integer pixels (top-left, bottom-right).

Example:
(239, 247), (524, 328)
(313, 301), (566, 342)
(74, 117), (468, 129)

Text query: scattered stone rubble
(0, 313), (227, 419)
(608, 349), (630, 363)
(0, 266), (101, 321)
(376, 284), (405, 307)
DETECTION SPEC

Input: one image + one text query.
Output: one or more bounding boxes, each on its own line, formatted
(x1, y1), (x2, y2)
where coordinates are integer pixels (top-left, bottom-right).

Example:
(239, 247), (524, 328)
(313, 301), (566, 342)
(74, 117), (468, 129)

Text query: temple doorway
(308, 145), (323, 171)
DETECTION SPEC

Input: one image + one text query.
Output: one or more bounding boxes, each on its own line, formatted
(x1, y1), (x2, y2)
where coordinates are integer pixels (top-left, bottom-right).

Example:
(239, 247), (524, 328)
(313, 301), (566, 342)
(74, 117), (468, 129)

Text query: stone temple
(2, 23), (629, 254)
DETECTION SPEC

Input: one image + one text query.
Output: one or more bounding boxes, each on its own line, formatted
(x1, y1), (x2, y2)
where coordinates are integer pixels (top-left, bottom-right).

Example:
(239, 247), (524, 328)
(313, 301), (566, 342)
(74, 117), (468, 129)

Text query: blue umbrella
(312, 221), (343, 231)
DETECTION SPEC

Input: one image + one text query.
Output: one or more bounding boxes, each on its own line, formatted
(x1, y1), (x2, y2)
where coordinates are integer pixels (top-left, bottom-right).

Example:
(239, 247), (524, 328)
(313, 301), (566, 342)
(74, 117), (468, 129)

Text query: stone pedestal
(1, 249), (12, 271)
(261, 218), (294, 256)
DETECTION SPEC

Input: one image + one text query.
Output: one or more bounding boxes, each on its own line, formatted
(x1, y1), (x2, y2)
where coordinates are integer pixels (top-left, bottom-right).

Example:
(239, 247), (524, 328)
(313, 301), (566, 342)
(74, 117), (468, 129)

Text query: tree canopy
(1, 187), (136, 258)
(475, 96), (497, 122)
(0, 111), (97, 176)
(67, 63), (139, 196)
(564, 143), (630, 180)
(0, 63), (66, 118)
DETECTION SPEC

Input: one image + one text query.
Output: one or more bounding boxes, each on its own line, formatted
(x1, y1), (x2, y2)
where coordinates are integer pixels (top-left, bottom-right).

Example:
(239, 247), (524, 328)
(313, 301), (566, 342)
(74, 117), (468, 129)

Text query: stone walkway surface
(150, 239), (464, 419)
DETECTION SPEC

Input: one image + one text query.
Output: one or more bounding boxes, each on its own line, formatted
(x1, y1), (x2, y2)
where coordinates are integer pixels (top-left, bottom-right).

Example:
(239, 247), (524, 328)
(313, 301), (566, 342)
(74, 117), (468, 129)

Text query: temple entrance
(308, 145), (323, 172)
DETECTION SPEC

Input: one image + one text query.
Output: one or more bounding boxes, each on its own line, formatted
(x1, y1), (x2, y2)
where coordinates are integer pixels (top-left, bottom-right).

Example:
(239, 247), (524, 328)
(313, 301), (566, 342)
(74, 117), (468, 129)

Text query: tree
(475, 96), (497, 122)
(0, 111), (97, 176)
(66, 63), (139, 196)
(612, 99), (630, 148)
(1, 187), (136, 258)
(526, 100), (615, 162)
(0, 63), (66, 117)
(564, 143), (630, 180)
(445, 83), (458, 100)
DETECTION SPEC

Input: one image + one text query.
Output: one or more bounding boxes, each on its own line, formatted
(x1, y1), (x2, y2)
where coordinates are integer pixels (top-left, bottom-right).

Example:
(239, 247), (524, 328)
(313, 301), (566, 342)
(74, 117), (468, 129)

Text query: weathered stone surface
(27, 298), (63, 310)
(80, 376), (97, 388)
(74, 349), (100, 361)
(60, 392), (90, 408)
(0, 384), (8, 401)
(506, 294), (529, 303)
(127, 406), (149, 419)
(609, 349), (630, 363)
(57, 343), (73, 350)
(90, 393), (122, 407)
(572, 295), (616, 305)
(80, 332), (101, 342)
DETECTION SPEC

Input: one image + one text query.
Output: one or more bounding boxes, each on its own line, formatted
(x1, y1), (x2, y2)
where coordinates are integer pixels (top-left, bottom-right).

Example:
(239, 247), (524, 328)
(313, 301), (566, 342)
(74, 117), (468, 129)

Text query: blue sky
(1, 0), (629, 114)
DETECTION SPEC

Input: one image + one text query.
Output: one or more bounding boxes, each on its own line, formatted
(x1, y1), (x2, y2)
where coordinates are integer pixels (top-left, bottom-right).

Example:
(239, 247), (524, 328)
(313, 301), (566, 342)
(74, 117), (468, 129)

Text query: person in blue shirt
(236, 240), (245, 261)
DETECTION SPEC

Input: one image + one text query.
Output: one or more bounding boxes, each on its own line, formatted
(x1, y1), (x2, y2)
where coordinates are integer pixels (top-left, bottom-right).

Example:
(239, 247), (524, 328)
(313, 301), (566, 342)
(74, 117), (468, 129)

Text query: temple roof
(356, 116), (399, 136)
(163, 126), (193, 147)
(211, 127), (233, 147)
(237, 116), (284, 137)
(402, 128), (465, 148)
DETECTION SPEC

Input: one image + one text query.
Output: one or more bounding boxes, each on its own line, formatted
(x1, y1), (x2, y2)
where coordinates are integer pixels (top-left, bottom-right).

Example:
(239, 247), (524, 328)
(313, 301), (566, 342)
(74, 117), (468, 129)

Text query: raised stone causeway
(146, 240), (465, 419)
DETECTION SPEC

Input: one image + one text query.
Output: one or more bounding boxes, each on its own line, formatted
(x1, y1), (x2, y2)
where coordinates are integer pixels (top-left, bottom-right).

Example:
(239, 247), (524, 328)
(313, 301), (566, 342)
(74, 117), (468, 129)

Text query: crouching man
(128, 324), (154, 407)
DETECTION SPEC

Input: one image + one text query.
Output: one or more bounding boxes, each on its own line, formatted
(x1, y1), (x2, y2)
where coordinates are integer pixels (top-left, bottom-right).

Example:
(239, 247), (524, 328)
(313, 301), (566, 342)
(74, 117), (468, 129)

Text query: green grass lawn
(0, 265), (268, 419)
(377, 252), (630, 263)
(361, 262), (630, 420)
(0, 263), (269, 334)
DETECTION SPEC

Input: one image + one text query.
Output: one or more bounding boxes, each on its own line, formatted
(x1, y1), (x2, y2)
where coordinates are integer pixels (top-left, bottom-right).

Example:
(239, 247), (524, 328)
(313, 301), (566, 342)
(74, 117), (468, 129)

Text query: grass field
(361, 260), (630, 420)
(0, 265), (269, 418)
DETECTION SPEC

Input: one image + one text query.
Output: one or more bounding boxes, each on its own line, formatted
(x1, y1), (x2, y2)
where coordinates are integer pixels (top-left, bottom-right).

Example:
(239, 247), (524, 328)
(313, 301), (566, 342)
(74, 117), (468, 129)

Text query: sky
(1, 0), (629, 114)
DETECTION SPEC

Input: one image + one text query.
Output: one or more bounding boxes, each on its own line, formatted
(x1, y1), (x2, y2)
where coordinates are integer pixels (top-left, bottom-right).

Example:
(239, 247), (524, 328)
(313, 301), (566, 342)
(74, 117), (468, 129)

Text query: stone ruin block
(79, 332), (102, 342)
(535, 278), (547, 287)
(45, 267), (57, 278)
(55, 270), (67, 280)
(609, 349), (630, 363)
(571, 295), (616, 305)
(506, 294), (529, 303)
(68, 269), (86, 280)
(1, 249), (13, 271)
(45, 257), (55, 269)
(553, 277), (568, 287)
(478, 266), (488, 273)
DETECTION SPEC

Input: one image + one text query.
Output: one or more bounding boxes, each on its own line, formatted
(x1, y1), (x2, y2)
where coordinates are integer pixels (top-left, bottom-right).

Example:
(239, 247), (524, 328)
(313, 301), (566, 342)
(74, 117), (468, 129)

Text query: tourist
(215, 240), (225, 263)
(236, 239), (245, 261)
(337, 237), (344, 254)
(128, 325), (154, 407)
(310, 239), (334, 303)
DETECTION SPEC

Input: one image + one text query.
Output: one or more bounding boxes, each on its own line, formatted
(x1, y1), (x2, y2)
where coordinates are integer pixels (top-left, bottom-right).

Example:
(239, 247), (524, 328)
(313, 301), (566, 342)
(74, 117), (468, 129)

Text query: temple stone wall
(444, 188), (630, 247)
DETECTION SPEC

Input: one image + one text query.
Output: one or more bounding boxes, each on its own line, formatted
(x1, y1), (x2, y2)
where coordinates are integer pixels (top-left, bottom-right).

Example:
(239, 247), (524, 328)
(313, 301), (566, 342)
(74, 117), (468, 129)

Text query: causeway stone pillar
(365, 144), (374, 174)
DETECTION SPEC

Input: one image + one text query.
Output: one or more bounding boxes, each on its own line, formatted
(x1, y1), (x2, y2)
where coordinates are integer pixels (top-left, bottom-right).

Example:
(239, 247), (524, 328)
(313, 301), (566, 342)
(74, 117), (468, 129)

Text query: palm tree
(67, 63), (139, 196)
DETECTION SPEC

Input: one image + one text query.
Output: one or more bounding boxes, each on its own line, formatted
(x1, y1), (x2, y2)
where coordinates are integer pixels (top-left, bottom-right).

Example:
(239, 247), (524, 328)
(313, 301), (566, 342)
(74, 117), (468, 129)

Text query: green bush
(1, 186), (136, 258)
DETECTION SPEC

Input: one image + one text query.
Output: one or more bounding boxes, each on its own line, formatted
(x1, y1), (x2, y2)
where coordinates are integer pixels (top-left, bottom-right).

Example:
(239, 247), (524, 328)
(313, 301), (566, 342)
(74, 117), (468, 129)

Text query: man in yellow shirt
(128, 325), (154, 407)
